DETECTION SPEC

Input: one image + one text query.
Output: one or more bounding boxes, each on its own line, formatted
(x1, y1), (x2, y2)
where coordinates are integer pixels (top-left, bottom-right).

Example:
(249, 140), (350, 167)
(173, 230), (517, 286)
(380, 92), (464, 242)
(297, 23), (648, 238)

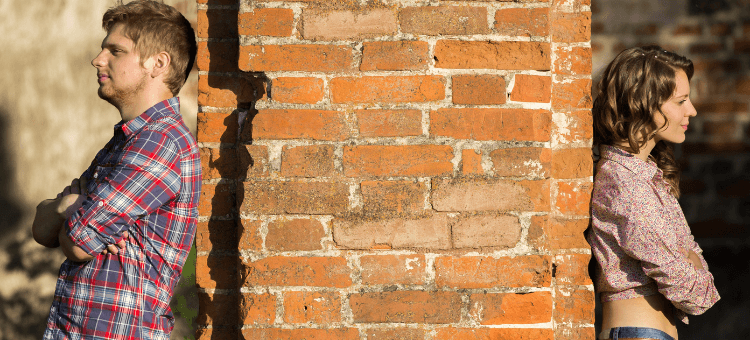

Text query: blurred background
(0, 0), (198, 339)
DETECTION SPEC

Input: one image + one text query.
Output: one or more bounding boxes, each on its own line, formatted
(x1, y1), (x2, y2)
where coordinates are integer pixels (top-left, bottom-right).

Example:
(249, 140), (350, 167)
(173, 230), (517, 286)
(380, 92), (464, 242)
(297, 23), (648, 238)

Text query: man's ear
(150, 51), (171, 78)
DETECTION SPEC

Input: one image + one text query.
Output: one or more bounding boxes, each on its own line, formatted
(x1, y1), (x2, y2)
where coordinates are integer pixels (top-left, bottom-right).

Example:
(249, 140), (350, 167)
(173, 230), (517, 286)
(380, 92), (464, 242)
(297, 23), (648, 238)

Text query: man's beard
(98, 73), (148, 108)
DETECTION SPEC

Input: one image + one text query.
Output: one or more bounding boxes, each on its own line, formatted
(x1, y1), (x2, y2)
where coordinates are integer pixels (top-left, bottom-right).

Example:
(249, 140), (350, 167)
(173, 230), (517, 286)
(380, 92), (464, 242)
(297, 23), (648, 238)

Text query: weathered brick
(239, 218), (263, 251)
(431, 108), (551, 142)
(555, 287), (595, 324)
(552, 148), (593, 179)
(239, 8), (294, 37)
(452, 74), (506, 105)
(490, 147), (551, 178)
(555, 326), (596, 340)
(241, 293), (276, 325)
(553, 110), (593, 145)
(554, 254), (593, 285)
(197, 41), (239, 73)
(242, 328), (359, 340)
(556, 180), (592, 216)
(242, 256), (352, 287)
(553, 45), (592, 75)
(435, 255), (551, 288)
(361, 180), (426, 216)
(550, 11), (591, 42)
(197, 9), (238, 39)
(196, 219), (238, 252)
(283, 291), (341, 324)
(197, 255), (239, 289)
(238, 145), (270, 179)
(302, 9), (398, 40)
(330, 76), (445, 103)
(434, 40), (550, 70)
(511, 74), (551, 103)
(528, 216), (590, 251)
(198, 74), (260, 108)
(281, 144), (336, 178)
(452, 214), (522, 249)
(201, 147), (238, 180)
(431, 178), (550, 212)
(674, 24), (702, 35)
(690, 42), (724, 54)
(240, 180), (349, 215)
(462, 149), (483, 176)
(432, 328), (553, 340)
(400, 6), (490, 35)
(350, 291), (461, 323)
(333, 214), (452, 249)
(266, 218), (326, 251)
(199, 182), (234, 217)
(367, 328), (425, 340)
(249, 109), (350, 141)
(197, 292), (239, 326)
(239, 45), (355, 72)
(711, 22), (733, 36)
(361, 41), (430, 71)
(693, 101), (748, 114)
(552, 78), (593, 110)
(197, 111), (238, 144)
(494, 8), (549, 37)
(469, 292), (553, 324)
(271, 77), (324, 104)
(357, 109), (422, 137)
(359, 255), (426, 285)
(343, 145), (453, 177)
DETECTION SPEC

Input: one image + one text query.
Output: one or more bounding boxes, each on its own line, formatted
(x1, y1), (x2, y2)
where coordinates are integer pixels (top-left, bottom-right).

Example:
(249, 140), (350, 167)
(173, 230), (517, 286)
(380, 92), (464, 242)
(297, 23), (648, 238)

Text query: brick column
(195, 0), (594, 339)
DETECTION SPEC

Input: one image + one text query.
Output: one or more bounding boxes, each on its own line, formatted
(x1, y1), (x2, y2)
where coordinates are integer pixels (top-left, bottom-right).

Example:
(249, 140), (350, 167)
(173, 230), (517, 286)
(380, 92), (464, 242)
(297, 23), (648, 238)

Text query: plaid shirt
(44, 98), (201, 340)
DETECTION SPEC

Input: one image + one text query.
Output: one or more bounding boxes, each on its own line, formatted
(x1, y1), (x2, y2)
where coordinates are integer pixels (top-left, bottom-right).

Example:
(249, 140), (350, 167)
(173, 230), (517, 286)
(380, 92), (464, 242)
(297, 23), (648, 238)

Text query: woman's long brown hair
(593, 45), (694, 197)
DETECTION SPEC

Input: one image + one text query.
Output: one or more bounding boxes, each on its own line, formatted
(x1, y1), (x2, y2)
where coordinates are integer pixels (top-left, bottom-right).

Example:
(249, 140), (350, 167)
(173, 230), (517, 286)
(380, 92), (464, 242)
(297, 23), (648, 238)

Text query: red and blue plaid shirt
(44, 98), (201, 340)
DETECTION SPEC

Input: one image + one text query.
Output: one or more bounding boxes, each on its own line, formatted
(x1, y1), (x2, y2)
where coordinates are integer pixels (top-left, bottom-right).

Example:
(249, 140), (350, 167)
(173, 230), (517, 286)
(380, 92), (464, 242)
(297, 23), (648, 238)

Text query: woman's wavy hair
(593, 45), (693, 197)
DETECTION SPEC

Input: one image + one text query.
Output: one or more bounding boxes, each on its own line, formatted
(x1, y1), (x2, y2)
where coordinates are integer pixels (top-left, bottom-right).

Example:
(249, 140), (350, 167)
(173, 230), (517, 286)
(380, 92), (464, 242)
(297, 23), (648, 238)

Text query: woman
(588, 45), (720, 340)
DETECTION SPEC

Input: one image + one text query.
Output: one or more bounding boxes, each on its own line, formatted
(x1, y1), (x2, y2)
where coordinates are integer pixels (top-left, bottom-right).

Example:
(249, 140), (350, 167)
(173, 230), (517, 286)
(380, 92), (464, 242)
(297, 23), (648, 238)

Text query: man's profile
(31, 1), (200, 338)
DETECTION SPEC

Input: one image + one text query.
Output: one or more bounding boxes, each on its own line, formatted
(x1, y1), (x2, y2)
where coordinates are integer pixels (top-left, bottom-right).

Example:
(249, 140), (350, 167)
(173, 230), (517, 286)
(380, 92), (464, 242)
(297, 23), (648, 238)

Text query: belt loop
(611, 328), (618, 340)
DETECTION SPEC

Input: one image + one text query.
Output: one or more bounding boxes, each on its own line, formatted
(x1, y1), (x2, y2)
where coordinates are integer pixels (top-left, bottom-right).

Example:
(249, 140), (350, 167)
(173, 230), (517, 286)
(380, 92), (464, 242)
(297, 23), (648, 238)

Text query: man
(31, 1), (200, 338)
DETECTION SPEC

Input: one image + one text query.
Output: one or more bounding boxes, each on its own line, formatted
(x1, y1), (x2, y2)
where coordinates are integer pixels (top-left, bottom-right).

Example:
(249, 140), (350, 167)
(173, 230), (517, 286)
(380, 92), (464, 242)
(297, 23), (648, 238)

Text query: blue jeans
(605, 327), (676, 340)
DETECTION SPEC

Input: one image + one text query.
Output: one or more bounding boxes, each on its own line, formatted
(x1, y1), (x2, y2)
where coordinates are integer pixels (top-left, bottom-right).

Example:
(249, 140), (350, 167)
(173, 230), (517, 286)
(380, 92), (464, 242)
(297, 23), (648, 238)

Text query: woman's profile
(587, 45), (720, 340)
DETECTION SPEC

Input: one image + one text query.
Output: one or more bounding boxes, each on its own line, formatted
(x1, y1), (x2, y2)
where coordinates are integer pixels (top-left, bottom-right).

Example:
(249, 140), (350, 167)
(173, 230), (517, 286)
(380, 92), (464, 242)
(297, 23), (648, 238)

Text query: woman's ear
(150, 51), (171, 78)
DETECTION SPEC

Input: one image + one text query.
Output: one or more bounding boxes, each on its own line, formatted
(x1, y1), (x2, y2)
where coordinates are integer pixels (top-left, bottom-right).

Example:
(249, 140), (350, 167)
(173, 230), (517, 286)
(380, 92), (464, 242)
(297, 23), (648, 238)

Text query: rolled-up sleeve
(64, 130), (182, 256)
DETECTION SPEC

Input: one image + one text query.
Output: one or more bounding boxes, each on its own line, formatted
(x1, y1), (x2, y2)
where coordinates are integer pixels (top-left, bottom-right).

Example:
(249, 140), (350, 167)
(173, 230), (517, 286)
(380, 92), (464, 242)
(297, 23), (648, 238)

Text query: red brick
(281, 144), (336, 178)
(333, 214), (452, 249)
(674, 24), (702, 35)
(271, 77), (324, 104)
(693, 101), (748, 114)
(241, 328), (359, 340)
(302, 9), (398, 40)
(197, 292), (239, 326)
(431, 178), (549, 212)
(555, 287), (594, 324)
(361, 180), (426, 216)
(528, 217), (590, 251)
(357, 109), (422, 137)
(431, 108), (551, 142)
(241, 293), (276, 325)
(551, 0), (591, 9)
(283, 291), (341, 324)
(196, 219), (238, 252)
(239, 8), (294, 37)
(552, 148), (593, 179)
(197, 9), (237, 39)
(553, 45), (592, 75)
(555, 326), (596, 340)
(494, 8), (548, 37)
(197, 41), (239, 73)
(555, 254), (593, 285)
(343, 145), (453, 177)
(200, 147), (237, 180)
(462, 149), (483, 176)
(490, 147), (551, 178)
(434, 40), (550, 70)
(239, 45), (355, 72)
(238, 145), (270, 179)
(198, 74), (260, 108)
(199, 183), (234, 217)
(400, 6), (489, 35)
(556, 180), (592, 216)
(703, 121), (739, 138)
(552, 78), (593, 110)
(359, 255), (427, 285)
(239, 219), (263, 251)
(435, 255), (551, 288)
(367, 328), (425, 340)
(634, 23), (657, 35)
(197, 0), (236, 5)
(554, 110), (593, 144)
(711, 23), (733, 36)
(197, 111), (238, 144)
(266, 218), (326, 251)
(690, 42), (724, 54)
(453, 214), (522, 249)
(331, 76), (445, 103)
(239, 180), (349, 215)
(738, 77), (750, 95)
(511, 74), (551, 103)
(452, 74), (506, 105)
(433, 328), (553, 340)
(242, 256), (352, 287)
(550, 12), (591, 42)
(361, 41), (430, 71)
(469, 292), (552, 324)
(197, 255), (239, 289)
(250, 109), (350, 141)
(350, 291), (461, 323)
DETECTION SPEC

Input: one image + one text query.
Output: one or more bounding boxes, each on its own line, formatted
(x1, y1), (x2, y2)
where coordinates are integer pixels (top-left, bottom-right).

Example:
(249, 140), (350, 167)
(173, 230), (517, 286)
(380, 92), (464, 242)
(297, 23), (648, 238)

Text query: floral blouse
(588, 145), (720, 324)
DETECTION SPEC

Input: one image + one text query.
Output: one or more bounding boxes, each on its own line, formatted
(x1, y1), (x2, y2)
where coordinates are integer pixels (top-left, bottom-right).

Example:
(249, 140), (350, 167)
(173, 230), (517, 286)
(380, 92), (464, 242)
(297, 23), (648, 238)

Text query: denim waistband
(602, 327), (676, 340)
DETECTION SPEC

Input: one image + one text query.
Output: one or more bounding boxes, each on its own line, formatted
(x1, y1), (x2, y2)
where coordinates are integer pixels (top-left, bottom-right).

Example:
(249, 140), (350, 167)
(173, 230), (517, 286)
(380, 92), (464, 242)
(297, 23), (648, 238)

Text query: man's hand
(101, 231), (130, 255)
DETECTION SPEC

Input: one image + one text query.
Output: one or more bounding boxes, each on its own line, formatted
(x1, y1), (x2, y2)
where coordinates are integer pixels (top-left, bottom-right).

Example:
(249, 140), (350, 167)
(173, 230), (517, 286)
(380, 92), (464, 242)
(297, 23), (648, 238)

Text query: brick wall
(196, 0), (593, 339)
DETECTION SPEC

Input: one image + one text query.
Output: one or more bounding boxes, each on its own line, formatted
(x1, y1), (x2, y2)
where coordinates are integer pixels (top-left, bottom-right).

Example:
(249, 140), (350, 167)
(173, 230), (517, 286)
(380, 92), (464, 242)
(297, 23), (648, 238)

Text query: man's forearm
(32, 199), (65, 248)
(58, 227), (94, 262)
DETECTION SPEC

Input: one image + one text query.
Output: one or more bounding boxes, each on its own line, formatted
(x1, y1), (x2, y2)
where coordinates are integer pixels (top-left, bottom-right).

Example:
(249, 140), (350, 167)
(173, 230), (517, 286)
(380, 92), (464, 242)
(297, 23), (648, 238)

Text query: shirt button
(98, 201), (104, 207)
(93, 173), (98, 179)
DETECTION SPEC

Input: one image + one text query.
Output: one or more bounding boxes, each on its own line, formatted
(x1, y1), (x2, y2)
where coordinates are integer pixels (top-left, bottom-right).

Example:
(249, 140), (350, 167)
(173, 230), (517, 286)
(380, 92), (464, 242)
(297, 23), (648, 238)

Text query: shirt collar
(115, 97), (180, 136)
(599, 144), (662, 181)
